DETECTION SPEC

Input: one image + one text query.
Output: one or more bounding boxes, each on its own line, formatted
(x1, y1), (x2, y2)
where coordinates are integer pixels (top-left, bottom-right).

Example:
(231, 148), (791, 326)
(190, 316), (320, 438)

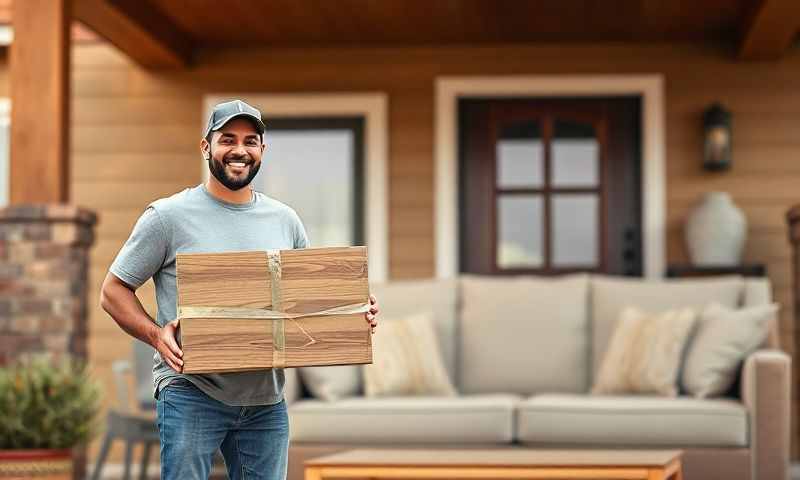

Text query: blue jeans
(156, 379), (289, 480)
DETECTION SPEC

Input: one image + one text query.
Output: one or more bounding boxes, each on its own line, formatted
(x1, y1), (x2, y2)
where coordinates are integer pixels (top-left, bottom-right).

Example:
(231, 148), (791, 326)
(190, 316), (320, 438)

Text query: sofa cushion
(369, 278), (459, 381)
(289, 394), (519, 444)
(517, 394), (747, 447)
(459, 274), (590, 395)
(283, 367), (302, 405)
(591, 275), (744, 379)
(363, 311), (457, 397)
(298, 365), (362, 401)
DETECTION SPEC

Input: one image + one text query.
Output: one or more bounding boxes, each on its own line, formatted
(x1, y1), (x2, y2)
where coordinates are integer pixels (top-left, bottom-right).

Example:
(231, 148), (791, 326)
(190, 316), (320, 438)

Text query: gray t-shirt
(109, 183), (309, 406)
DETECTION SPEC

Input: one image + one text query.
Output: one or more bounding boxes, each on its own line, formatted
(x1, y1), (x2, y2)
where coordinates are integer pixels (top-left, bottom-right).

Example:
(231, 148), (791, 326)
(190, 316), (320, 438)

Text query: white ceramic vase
(685, 192), (747, 266)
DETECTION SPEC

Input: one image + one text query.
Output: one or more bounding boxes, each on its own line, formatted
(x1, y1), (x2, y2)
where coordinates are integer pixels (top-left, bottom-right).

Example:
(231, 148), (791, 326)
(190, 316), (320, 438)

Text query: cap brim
(206, 112), (266, 137)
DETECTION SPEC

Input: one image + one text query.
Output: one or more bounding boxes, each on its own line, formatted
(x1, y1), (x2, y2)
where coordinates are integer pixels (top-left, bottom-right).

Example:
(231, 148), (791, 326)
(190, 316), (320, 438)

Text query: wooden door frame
(0, 98), (10, 207)
(203, 93), (389, 282)
(435, 75), (665, 279)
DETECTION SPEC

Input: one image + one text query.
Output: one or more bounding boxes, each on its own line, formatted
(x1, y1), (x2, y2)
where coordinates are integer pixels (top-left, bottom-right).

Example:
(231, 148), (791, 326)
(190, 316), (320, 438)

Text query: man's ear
(200, 138), (211, 160)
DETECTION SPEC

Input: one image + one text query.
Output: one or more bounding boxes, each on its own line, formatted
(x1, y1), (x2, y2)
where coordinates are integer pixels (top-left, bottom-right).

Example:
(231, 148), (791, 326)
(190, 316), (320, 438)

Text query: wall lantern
(703, 102), (732, 171)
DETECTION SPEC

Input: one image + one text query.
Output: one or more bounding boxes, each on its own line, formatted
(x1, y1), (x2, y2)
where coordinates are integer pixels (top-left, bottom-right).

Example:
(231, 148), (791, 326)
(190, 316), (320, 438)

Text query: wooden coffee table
(305, 449), (683, 480)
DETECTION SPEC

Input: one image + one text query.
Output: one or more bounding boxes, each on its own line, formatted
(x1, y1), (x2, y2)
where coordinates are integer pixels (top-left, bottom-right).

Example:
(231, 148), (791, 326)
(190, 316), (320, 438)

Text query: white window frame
(203, 93), (389, 282)
(435, 75), (666, 279)
(0, 98), (10, 207)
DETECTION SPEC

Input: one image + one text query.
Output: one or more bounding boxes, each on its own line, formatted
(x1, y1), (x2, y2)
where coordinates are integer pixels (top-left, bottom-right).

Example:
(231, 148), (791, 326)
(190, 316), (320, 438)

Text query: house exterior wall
(4, 40), (800, 461)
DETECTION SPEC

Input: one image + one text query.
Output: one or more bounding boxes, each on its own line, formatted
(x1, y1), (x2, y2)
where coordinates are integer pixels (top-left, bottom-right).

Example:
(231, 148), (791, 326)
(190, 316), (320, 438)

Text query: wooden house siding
(3, 39), (800, 460)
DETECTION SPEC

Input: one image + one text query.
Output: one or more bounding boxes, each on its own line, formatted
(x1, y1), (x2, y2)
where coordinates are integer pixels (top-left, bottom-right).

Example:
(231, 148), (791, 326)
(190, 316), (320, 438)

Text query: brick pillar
(0, 204), (97, 479)
(0, 204), (97, 364)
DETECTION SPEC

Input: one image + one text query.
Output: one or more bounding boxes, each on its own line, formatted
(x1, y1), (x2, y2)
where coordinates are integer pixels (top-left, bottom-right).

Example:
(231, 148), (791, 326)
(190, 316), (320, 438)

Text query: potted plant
(0, 355), (101, 479)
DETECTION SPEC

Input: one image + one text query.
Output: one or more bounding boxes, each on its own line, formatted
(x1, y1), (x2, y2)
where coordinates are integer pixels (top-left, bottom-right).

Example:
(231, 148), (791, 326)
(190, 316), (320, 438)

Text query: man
(100, 99), (380, 480)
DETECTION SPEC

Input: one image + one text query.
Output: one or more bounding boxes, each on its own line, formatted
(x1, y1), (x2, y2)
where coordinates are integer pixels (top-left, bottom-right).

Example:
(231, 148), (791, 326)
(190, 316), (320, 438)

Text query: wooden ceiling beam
(739, 0), (800, 60)
(73, 0), (192, 68)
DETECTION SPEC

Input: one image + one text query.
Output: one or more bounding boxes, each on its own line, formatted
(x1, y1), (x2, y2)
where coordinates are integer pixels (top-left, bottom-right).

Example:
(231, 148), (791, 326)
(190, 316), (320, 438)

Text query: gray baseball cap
(203, 99), (266, 138)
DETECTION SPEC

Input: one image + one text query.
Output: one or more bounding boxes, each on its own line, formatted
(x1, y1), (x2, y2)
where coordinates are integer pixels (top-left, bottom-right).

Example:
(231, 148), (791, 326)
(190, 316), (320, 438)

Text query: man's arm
(100, 272), (183, 372)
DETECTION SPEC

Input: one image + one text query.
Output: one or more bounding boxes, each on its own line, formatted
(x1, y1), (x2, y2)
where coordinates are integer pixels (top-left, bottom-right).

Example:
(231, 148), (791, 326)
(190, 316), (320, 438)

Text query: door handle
(622, 227), (638, 276)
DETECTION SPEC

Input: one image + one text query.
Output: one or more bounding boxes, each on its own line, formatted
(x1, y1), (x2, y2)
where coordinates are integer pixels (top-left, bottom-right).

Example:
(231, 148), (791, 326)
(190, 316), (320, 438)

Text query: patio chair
(91, 341), (228, 479)
(90, 344), (159, 480)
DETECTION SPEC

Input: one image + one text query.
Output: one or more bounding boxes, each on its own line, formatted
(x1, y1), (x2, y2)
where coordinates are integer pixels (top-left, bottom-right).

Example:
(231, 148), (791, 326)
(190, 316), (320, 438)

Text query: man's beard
(208, 153), (261, 191)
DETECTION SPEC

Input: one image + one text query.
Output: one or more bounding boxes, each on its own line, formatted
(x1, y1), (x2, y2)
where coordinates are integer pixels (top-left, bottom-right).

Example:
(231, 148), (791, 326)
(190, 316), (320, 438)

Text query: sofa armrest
(741, 349), (791, 480)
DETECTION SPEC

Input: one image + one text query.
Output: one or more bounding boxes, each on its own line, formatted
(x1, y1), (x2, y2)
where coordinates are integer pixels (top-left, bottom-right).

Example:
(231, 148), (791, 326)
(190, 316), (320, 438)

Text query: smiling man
(99, 99), (379, 480)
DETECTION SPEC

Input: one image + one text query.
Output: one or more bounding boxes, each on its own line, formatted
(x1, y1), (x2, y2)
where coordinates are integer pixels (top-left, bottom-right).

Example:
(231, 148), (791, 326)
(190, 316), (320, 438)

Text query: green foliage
(0, 355), (102, 449)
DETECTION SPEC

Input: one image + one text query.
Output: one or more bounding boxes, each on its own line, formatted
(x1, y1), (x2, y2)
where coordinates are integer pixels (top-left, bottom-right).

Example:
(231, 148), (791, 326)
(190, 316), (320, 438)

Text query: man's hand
(154, 319), (184, 372)
(100, 272), (185, 372)
(366, 294), (379, 334)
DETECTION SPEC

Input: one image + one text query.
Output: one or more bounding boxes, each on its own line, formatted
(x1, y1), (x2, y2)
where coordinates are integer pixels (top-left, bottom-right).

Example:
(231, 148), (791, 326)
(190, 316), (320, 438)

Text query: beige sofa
(283, 274), (791, 480)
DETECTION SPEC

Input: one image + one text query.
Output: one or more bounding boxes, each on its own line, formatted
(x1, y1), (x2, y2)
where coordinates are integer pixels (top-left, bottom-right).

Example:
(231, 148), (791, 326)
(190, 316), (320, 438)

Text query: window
(494, 115), (603, 272)
(252, 117), (364, 246)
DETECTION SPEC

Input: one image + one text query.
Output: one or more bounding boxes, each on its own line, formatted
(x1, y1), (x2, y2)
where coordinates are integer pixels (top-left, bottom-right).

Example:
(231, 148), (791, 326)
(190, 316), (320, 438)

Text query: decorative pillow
(590, 275), (744, 379)
(298, 365), (361, 402)
(363, 312), (457, 397)
(681, 302), (779, 398)
(592, 306), (697, 396)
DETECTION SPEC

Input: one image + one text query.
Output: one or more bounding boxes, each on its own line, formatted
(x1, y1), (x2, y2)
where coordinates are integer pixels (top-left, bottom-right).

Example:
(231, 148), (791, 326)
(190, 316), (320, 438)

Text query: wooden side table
(305, 449), (684, 480)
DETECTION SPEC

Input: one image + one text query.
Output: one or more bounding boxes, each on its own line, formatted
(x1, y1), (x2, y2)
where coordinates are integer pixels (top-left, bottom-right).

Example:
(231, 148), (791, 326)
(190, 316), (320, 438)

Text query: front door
(459, 97), (641, 276)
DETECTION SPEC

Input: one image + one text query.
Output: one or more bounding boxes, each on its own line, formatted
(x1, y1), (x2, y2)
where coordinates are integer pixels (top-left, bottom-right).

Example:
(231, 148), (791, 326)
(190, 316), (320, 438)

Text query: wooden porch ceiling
(13, 0), (800, 68)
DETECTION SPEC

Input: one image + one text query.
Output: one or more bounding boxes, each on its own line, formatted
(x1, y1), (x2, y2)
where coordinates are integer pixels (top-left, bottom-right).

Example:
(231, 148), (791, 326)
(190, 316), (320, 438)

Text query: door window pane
(552, 119), (598, 187)
(551, 194), (598, 266)
(496, 120), (543, 188)
(253, 129), (354, 246)
(497, 195), (543, 268)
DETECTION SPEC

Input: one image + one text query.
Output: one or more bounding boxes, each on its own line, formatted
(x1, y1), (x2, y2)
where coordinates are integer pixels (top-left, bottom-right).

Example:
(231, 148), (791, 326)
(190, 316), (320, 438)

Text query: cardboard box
(176, 246), (372, 373)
